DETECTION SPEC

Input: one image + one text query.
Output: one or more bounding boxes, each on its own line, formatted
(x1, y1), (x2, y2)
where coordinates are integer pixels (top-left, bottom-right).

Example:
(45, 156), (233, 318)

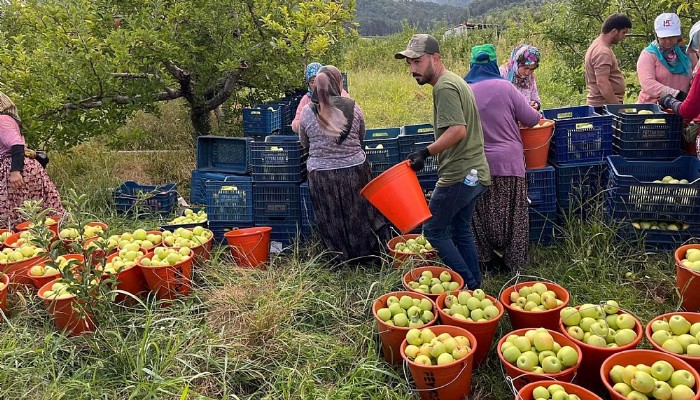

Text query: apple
(652, 380), (672, 400)
(662, 338), (684, 354)
(652, 319), (671, 333)
(532, 386), (550, 399)
(670, 369), (696, 388)
(669, 315), (692, 335)
(612, 382), (633, 397)
(541, 355), (562, 373)
(672, 384), (696, 400)
(501, 344), (521, 363)
(616, 313), (636, 330)
(630, 370), (655, 393)
(650, 360), (674, 382)
(414, 355), (432, 366)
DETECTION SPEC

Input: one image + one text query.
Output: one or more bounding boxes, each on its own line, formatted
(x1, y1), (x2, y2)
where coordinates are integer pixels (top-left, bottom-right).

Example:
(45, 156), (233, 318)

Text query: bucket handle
(502, 363), (578, 398)
(497, 272), (560, 302)
(402, 358), (470, 393)
(229, 228), (269, 268)
(522, 128), (555, 151)
(406, 264), (456, 284)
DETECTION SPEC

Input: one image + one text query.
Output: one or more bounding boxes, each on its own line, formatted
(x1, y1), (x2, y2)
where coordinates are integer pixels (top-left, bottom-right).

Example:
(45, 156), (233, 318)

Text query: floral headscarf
(505, 45), (541, 89)
(0, 92), (21, 126)
(304, 62), (323, 96)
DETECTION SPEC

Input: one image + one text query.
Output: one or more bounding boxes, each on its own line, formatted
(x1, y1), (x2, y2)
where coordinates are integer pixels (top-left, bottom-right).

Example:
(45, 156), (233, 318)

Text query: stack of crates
(364, 127), (401, 178)
(605, 155), (700, 250)
(300, 182), (314, 237)
(604, 104), (683, 160)
(242, 104), (282, 140)
(542, 106), (612, 216)
(399, 124), (436, 177)
(194, 136), (255, 241)
(267, 94), (303, 136)
(526, 166), (557, 244)
(251, 135), (308, 246)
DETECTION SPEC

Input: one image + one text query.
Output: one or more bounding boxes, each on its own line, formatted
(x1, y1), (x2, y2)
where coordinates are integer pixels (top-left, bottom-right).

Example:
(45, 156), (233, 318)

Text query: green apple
(690, 322), (700, 337)
(541, 355), (562, 374)
(531, 282), (548, 295)
(466, 296), (481, 311)
(502, 345), (521, 363)
(399, 296), (414, 310)
(512, 336), (531, 352)
(560, 306), (581, 326)
(550, 390), (568, 400)
(443, 294), (457, 309)
(650, 360), (674, 382)
(436, 352), (454, 365)
(603, 300), (619, 315)
(420, 328), (436, 344)
(670, 369), (696, 388)
(404, 344), (420, 359)
(622, 365), (638, 386)
(669, 315), (692, 335)
(439, 271), (451, 282)
(377, 308), (392, 322)
(652, 380), (672, 400)
(516, 354), (536, 371)
(586, 334), (607, 348)
(687, 343), (700, 356)
(626, 391), (649, 400)
(671, 384), (695, 400)
(547, 384), (565, 395)
(533, 331), (554, 351)
(579, 304), (600, 319)
(406, 328), (422, 346)
(677, 333), (698, 351)
(393, 313), (408, 327)
(652, 329), (673, 346)
(532, 386), (550, 400)
(429, 341), (446, 358)
(616, 313), (636, 330)
(612, 382), (632, 397)
(414, 354), (432, 366)
(388, 302), (403, 316)
(452, 345), (469, 360)
(609, 364), (626, 384)
(662, 338), (684, 354)
(614, 328), (637, 347)
(579, 317), (596, 332)
(630, 370), (655, 393)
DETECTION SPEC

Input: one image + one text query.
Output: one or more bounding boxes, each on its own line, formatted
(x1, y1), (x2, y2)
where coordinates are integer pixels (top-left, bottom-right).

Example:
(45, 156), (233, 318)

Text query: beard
(413, 61), (435, 85)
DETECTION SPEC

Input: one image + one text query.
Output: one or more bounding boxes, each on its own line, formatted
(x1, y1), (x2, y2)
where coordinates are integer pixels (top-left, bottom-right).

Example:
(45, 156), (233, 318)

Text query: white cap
(654, 13), (681, 38)
(690, 20), (700, 51)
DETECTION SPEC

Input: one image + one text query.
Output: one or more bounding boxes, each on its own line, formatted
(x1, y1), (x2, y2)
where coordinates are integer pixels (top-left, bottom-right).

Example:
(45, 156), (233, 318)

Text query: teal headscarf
(645, 42), (691, 76)
(304, 62), (323, 96)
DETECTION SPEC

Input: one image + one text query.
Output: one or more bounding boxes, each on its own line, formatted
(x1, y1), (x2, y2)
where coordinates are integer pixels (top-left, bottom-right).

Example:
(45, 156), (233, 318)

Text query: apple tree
(0, 0), (356, 149)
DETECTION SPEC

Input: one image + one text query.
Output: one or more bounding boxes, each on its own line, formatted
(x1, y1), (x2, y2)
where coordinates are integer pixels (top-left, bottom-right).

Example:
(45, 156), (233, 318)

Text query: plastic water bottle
(464, 169), (479, 186)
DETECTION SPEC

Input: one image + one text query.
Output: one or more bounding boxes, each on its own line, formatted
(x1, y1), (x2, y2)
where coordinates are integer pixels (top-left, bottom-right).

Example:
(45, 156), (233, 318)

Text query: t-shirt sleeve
(0, 116), (24, 153)
(679, 74), (700, 119)
(592, 49), (613, 76)
(434, 83), (466, 129)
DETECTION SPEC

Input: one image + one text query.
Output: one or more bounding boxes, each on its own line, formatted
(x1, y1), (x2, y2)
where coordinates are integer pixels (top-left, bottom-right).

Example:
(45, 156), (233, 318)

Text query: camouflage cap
(395, 34), (440, 59)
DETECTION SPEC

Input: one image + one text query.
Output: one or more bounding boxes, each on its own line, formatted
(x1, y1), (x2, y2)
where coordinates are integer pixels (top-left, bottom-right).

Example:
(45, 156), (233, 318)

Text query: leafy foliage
(355, 0), (465, 36)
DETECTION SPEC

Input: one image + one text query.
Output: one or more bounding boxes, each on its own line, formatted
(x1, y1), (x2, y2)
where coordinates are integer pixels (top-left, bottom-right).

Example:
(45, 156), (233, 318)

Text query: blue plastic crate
(365, 127), (401, 166)
(243, 105), (282, 135)
(251, 137), (307, 182)
(253, 183), (300, 220)
(529, 205), (557, 244)
(418, 174), (438, 203)
(300, 182), (315, 231)
(255, 216), (302, 247)
(398, 132), (436, 175)
(191, 170), (246, 204)
(113, 181), (178, 216)
(208, 221), (255, 243)
(266, 99), (294, 126)
(402, 123), (434, 135)
(615, 221), (700, 252)
(612, 128), (683, 160)
(526, 166), (556, 207)
(606, 156), (700, 223)
(551, 160), (608, 211)
(604, 104), (682, 139)
(204, 176), (254, 222)
(542, 105), (613, 164)
(195, 136), (252, 174)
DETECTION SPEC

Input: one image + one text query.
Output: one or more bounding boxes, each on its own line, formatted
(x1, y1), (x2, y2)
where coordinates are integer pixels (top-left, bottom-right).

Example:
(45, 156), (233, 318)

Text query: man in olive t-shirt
(585, 13), (632, 107)
(395, 33), (490, 289)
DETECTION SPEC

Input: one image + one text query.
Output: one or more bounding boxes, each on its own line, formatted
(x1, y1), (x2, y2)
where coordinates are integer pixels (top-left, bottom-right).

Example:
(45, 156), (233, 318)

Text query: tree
(0, 0), (356, 149)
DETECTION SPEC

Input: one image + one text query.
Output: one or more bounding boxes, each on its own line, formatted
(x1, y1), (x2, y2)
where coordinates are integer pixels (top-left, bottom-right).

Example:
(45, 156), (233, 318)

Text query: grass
(12, 32), (691, 399)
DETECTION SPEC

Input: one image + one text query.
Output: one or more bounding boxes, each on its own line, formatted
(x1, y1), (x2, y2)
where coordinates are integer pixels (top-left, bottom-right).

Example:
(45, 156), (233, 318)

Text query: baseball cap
(689, 20), (700, 51)
(395, 34), (440, 59)
(654, 13), (681, 38)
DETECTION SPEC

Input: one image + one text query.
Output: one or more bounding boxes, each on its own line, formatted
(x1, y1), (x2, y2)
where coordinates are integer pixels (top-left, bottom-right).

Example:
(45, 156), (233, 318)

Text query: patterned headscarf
(0, 92), (20, 125)
(505, 45), (541, 89)
(305, 62), (323, 96)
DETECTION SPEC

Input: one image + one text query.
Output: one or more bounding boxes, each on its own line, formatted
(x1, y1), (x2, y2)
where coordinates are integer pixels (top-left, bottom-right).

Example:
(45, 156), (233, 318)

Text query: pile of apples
(376, 294), (435, 328)
(404, 327), (471, 366)
(139, 247), (192, 267)
(653, 176), (690, 184)
(161, 226), (213, 249)
(59, 224), (105, 240)
(0, 231), (11, 243)
(441, 289), (500, 322)
(109, 229), (162, 251)
(393, 235), (433, 254)
(608, 361), (696, 400)
(41, 279), (91, 300)
(501, 328), (579, 374)
(406, 269), (459, 295)
(649, 315), (700, 357)
(560, 301), (639, 348)
(29, 255), (77, 277)
(528, 384), (583, 400)
(679, 248), (700, 272)
(632, 221), (689, 231)
(25, 217), (58, 228)
(11, 231), (42, 247)
(0, 244), (42, 263)
(101, 245), (146, 274)
(165, 208), (208, 226)
(507, 282), (564, 311)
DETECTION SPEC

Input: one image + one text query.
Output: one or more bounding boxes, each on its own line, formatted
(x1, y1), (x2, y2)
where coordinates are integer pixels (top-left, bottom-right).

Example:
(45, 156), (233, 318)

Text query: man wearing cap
(636, 13), (693, 104)
(395, 33), (491, 290)
(584, 13), (632, 108)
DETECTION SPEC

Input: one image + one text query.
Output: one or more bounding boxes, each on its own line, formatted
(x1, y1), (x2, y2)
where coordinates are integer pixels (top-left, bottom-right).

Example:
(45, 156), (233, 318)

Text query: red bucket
(16, 215), (61, 236)
(37, 279), (96, 336)
(402, 266), (464, 301)
(361, 161), (431, 234)
(436, 289), (504, 366)
(516, 380), (603, 400)
(102, 253), (149, 302)
(372, 291), (438, 365)
(137, 250), (193, 301)
(0, 273), (9, 315)
(645, 312), (700, 374)
(676, 244), (700, 311)
(601, 349), (700, 400)
(27, 254), (84, 289)
(224, 227), (272, 269)
(500, 280), (570, 330)
(387, 234), (438, 269)
(400, 325), (477, 400)
(497, 328), (582, 391)
(521, 119), (554, 170)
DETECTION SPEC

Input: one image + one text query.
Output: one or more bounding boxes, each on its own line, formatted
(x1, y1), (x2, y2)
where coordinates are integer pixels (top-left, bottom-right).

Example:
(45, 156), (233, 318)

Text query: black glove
(676, 91), (688, 101)
(10, 144), (24, 172)
(407, 147), (430, 172)
(659, 94), (682, 115)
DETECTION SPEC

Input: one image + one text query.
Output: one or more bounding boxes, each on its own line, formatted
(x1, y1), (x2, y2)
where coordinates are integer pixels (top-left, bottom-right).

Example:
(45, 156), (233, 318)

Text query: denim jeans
(423, 181), (487, 289)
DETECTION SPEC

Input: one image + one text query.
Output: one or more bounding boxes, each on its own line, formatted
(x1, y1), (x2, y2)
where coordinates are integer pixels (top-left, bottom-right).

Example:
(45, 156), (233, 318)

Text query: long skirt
(308, 161), (390, 262)
(471, 176), (529, 271)
(0, 155), (64, 229)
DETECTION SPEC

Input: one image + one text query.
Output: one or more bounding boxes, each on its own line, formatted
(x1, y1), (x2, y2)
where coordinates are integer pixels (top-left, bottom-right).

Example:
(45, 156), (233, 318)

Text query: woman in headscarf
(292, 62), (349, 133)
(500, 44), (542, 110)
(0, 92), (64, 228)
(637, 13), (694, 104)
(298, 66), (389, 261)
(466, 44), (541, 273)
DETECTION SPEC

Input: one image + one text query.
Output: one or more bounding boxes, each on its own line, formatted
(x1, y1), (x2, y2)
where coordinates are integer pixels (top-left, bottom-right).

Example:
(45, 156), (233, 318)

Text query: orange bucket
(15, 215), (61, 236)
(558, 306), (642, 392)
(361, 161), (431, 234)
(387, 234), (438, 268)
(4, 231), (56, 248)
(521, 119), (554, 170)
(601, 349), (700, 400)
(436, 289), (504, 366)
(0, 273), (9, 315)
(402, 266), (464, 301)
(500, 280), (570, 330)
(59, 221), (109, 247)
(224, 227), (272, 269)
(516, 380), (603, 400)
(137, 251), (193, 301)
(497, 328), (582, 391)
(372, 291), (438, 365)
(400, 325), (477, 400)
(645, 312), (700, 374)
(27, 254), (84, 289)
(0, 254), (49, 285)
(0, 228), (10, 251)
(102, 253), (149, 302)
(162, 230), (214, 268)
(37, 279), (96, 336)
(676, 244), (700, 311)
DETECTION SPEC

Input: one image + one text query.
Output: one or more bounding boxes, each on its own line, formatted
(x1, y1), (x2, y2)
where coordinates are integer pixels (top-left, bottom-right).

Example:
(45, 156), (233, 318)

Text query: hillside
(355, 0), (466, 36)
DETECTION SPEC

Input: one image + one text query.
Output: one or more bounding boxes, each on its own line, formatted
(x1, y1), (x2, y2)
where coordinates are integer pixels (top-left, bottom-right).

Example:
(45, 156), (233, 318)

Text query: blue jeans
(423, 181), (487, 289)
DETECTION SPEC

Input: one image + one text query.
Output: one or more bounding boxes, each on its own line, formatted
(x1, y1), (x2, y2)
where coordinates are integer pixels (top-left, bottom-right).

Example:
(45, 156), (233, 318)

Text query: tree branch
(203, 61), (250, 111)
(60, 90), (182, 110)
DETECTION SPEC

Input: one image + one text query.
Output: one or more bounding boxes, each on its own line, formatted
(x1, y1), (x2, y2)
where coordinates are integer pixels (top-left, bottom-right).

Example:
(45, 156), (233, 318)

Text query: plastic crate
(191, 170), (229, 205)
(418, 174), (438, 203)
(253, 183), (300, 220)
(401, 123), (434, 135)
(195, 136), (252, 174)
(204, 176), (254, 222)
(526, 166), (556, 207)
(551, 160), (608, 211)
(266, 99), (294, 125)
(542, 105), (613, 164)
(251, 137), (307, 182)
(529, 205), (557, 244)
(113, 181), (178, 216)
(398, 132), (436, 175)
(365, 127), (401, 166)
(243, 105), (282, 135)
(604, 103), (682, 138)
(255, 216), (302, 247)
(605, 156), (700, 223)
(370, 162), (395, 178)
(615, 222), (700, 252)
(613, 127), (683, 160)
(300, 182), (315, 236)
(208, 221), (254, 243)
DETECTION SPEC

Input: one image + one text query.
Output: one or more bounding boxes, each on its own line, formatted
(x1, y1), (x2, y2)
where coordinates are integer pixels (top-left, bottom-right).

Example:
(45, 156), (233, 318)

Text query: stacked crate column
(526, 166), (557, 244)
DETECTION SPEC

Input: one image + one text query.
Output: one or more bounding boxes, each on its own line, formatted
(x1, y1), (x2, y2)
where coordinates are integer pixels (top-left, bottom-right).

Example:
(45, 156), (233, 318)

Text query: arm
(660, 74), (700, 118)
(291, 95), (310, 134)
(530, 74), (541, 109)
(592, 52), (622, 104)
(0, 116), (25, 188)
(511, 85), (541, 127)
(298, 108), (310, 148)
(356, 105), (366, 147)
(637, 51), (680, 99)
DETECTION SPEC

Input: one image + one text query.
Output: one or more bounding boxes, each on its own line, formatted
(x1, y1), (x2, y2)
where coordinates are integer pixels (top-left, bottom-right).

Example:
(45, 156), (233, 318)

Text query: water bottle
(464, 169), (478, 186)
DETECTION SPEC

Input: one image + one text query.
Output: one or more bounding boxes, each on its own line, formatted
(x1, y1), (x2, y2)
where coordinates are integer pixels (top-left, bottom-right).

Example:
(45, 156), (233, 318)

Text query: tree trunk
(190, 107), (211, 139)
